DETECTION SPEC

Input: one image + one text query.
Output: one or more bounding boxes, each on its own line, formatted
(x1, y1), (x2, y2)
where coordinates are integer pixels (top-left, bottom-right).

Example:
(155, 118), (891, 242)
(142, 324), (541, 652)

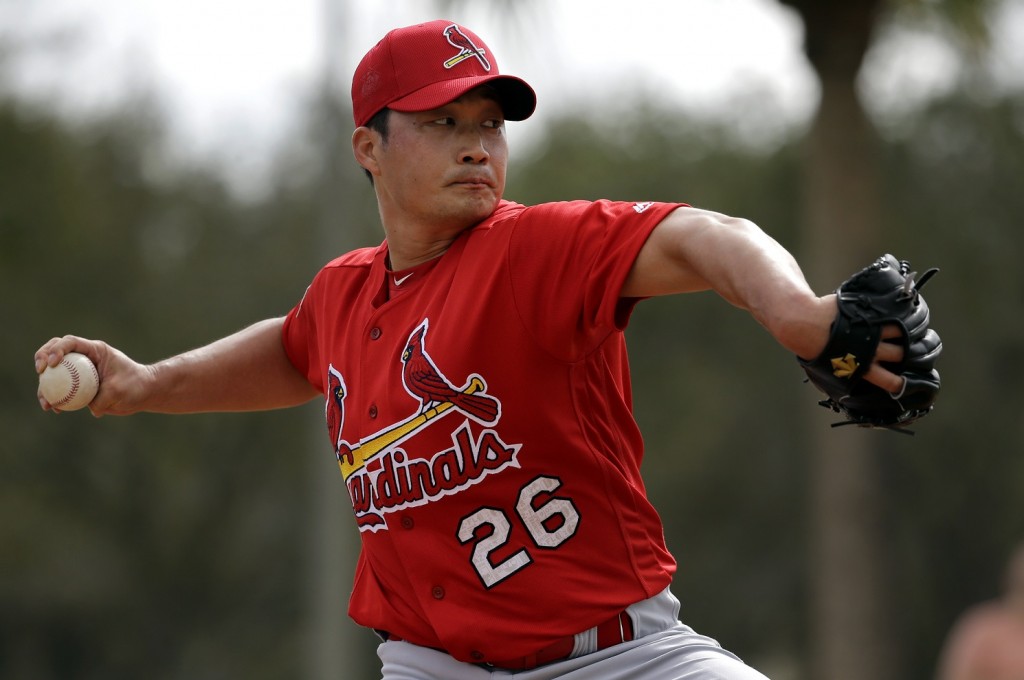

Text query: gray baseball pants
(376, 587), (770, 679)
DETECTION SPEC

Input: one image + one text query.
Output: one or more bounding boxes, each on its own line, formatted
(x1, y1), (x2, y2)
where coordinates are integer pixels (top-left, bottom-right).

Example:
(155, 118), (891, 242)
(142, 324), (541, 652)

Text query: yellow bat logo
(830, 353), (859, 378)
(338, 376), (486, 481)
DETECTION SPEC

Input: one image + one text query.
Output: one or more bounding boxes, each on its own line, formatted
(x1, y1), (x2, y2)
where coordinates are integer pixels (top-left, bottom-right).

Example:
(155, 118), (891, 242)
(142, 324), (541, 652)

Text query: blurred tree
(0, 95), (319, 679)
(300, 1), (382, 677)
(881, 87), (1024, 677)
(294, 3), (551, 678)
(3, 3), (1021, 679)
(506, 80), (1024, 679)
(777, 0), (998, 677)
(508, 109), (809, 677)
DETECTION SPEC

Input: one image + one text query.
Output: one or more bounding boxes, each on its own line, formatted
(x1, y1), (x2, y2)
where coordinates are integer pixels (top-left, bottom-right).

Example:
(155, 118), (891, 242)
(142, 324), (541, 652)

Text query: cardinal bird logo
(402, 321), (499, 425)
(331, 320), (519, 533)
(326, 365), (347, 451)
(442, 24), (491, 71)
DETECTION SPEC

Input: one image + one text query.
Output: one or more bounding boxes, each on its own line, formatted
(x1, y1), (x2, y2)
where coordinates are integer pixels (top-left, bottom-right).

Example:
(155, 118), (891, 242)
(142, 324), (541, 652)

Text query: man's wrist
(772, 293), (836, 360)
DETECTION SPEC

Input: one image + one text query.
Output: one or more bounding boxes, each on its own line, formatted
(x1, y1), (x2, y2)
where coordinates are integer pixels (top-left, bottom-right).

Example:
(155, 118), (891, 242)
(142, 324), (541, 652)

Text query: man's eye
(432, 117), (455, 126)
(483, 119), (504, 129)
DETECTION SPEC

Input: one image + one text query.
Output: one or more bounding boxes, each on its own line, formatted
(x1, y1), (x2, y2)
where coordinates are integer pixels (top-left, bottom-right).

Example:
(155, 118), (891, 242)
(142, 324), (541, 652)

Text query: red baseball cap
(351, 20), (537, 128)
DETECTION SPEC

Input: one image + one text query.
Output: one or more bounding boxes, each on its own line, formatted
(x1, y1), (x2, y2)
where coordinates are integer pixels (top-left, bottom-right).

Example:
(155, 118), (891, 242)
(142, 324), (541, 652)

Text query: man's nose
(459, 133), (490, 164)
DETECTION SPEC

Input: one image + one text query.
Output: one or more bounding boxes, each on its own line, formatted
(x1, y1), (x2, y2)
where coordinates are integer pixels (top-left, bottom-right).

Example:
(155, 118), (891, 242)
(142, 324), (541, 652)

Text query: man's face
(368, 87), (509, 236)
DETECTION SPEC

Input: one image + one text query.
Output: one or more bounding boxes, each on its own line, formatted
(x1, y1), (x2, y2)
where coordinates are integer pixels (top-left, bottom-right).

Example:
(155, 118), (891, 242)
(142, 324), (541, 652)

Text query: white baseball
(39, 352), (100, 411)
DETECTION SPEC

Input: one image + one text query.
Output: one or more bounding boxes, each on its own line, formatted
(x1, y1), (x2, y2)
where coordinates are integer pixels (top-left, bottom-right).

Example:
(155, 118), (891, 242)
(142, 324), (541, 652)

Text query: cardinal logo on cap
(443, 24), (491, 71)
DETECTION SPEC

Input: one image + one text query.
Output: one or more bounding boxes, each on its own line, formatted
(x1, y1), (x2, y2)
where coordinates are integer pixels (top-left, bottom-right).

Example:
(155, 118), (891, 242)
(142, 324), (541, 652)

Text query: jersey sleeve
(282, 279), (325, 391)
(507, 200), (684, 360)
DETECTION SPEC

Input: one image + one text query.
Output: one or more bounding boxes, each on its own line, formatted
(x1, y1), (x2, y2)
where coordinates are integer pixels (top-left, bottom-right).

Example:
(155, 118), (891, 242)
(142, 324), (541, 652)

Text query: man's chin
(454, 195), (502, 226)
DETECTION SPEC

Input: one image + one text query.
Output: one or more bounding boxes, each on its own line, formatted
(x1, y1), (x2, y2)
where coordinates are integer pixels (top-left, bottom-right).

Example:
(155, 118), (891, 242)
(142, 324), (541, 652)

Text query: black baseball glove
(799, 254), (942, 432)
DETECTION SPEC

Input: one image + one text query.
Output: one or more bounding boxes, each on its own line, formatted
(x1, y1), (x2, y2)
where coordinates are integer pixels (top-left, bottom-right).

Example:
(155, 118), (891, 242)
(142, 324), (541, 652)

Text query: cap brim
(389, 74), (536, 121)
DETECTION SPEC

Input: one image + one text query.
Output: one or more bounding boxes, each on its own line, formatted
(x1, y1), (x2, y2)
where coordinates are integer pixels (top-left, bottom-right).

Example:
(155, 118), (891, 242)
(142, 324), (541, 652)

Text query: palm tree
(307, 2), (997, 678)
(778, 1), (993, 677)
(305, 4), (543, 679)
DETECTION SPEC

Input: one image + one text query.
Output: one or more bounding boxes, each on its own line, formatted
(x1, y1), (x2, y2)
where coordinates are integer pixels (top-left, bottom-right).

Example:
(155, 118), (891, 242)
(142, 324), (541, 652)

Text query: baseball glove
(799, 254), (942, 433)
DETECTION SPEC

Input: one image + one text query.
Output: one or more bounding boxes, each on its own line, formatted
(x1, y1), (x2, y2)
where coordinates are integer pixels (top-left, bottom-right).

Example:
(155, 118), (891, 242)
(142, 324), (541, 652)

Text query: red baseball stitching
(54, 360), (81, 408)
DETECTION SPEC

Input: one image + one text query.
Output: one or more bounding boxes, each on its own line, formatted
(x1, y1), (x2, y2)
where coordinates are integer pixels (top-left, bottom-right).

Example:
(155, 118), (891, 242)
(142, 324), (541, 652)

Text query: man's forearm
(144, 317), (319, 414)
(625, 207), (834, 358)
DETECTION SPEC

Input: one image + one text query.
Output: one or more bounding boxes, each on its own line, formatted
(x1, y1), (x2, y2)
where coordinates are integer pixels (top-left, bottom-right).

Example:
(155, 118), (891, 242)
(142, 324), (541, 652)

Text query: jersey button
(368, 404), (378, 419)
(400, 515), (414, 529)
(369, 327), (382, 340)
(431, 586), (445, 600)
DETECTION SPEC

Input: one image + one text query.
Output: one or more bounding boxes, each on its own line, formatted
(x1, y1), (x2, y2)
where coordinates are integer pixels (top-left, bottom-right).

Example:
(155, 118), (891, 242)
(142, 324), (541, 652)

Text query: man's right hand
(35, 335), (153, 416)
(37, 318), (320, 417)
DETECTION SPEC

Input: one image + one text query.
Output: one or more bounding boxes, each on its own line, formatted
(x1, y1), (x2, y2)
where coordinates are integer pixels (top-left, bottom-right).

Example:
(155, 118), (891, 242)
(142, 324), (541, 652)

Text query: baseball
(39, 352), (100, 411)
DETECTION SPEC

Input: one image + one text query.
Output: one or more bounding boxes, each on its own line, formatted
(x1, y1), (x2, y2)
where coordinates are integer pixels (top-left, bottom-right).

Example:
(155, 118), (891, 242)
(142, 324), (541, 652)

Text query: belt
(486, 610), (635, 671)
(381, 609), (635, 672)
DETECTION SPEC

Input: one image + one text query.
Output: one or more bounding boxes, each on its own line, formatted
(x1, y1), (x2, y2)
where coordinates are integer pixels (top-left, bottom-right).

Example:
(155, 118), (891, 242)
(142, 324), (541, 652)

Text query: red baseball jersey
(283, 199), (683, 663)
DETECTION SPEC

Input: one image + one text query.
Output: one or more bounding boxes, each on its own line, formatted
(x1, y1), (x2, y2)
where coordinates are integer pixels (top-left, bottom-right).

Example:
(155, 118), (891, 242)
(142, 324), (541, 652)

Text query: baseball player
(36, 20), (925, 679)
(935, 541), (1024, 680)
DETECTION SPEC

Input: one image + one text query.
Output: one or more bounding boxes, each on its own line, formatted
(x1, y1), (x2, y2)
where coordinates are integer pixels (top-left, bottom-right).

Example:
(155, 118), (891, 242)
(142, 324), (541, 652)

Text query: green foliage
(2, 69), (1022, 680)
(509, 112), (811, 667)
(882, 0), (996, 57)
(0, 99), (320, 679)
(508, 90), (1024, 678)
(879, 90), (1024, 674)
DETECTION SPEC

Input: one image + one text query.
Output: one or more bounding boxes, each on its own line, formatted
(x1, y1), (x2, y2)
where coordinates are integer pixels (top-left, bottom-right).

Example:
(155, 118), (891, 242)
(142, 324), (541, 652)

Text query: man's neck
(381, 218), (474, 271)
(385, 239), (453, 272)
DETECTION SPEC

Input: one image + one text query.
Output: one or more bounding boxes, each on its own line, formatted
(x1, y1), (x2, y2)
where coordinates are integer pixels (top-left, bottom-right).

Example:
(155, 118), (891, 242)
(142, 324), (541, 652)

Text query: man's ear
(352, 127), (381, 177)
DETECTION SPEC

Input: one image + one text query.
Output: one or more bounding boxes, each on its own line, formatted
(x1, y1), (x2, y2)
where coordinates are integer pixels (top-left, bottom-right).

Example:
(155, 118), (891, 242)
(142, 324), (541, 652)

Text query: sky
(4, 0), (1022, 197)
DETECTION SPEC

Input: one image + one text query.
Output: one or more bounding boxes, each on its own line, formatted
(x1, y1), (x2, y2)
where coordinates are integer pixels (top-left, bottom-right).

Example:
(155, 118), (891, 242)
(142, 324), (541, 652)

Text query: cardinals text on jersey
(326, 319), (522, 533)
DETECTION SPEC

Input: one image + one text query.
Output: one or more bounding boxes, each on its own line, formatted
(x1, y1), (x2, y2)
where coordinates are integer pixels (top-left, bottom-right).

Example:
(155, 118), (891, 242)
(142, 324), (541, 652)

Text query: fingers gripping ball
(39, 352), (100, 411)
(799, 254), (942, 432)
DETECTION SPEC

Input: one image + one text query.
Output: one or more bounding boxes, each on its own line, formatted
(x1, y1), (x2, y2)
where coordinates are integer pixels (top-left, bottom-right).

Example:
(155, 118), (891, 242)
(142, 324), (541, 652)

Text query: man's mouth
(451, 176), (494, 188)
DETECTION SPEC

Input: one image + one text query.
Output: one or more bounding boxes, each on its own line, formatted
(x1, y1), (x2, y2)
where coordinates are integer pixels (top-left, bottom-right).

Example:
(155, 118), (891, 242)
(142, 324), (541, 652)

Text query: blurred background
(2, 0), (1023, 678)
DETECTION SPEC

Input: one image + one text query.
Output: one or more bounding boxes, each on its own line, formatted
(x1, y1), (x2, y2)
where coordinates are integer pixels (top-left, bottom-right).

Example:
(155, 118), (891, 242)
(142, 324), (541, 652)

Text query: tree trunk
(784, 1), (903, 677)
(305, 2), (380, 678)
